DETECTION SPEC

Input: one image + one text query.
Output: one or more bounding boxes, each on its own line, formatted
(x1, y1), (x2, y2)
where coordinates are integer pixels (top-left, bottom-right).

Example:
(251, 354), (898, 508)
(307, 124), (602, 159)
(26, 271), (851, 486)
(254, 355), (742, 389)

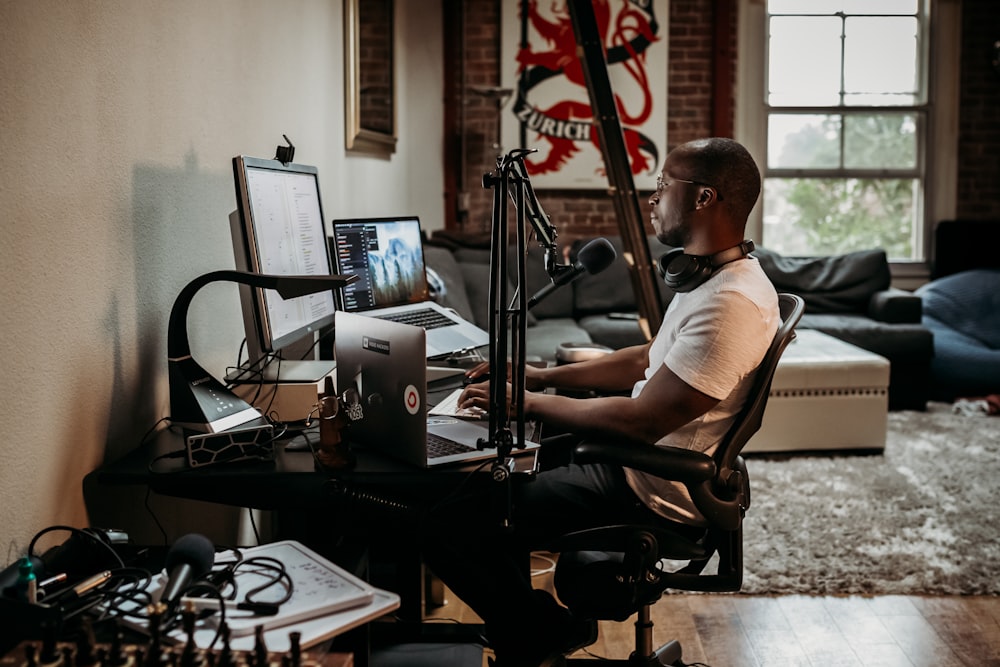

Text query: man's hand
(464, 361), (545, 392)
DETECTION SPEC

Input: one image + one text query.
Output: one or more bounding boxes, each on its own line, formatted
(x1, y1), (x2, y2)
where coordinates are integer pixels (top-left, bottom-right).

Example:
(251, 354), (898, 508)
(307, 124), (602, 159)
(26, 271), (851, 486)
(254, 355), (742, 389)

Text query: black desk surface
(85, 417), (538, 512)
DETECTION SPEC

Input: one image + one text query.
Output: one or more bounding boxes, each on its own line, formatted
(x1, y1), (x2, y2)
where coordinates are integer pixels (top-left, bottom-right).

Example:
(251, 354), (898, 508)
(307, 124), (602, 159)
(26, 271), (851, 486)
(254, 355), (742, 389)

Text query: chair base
(566, 639), (683, 666)
(564, 606), (685, 666)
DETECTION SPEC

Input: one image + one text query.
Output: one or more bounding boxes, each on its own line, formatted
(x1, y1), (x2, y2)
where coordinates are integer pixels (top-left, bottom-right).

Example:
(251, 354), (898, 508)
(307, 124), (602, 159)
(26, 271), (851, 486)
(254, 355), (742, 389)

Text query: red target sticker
(404, 384), (420, 415)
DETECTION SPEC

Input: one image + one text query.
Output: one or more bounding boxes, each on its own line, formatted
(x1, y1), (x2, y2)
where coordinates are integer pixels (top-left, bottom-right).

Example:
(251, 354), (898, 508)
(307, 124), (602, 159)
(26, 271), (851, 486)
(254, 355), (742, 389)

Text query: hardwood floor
(423, 573), (1000, 666)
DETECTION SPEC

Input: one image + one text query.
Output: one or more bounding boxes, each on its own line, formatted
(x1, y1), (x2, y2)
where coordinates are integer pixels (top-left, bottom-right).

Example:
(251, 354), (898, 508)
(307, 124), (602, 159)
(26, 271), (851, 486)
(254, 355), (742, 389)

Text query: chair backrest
(689, 292), (804, 529)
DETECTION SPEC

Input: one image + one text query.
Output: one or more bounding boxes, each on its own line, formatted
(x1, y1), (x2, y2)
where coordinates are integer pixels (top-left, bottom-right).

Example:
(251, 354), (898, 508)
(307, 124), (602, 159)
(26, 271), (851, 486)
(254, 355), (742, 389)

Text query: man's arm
(526, 341), (652, 393)
(459, 358), (719, 445)
(524, 361), (719, 444)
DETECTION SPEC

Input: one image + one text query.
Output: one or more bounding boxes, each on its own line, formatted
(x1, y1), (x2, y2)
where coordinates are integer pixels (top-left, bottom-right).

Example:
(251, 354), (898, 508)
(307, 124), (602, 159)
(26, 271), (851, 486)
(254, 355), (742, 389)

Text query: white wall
(0, 0), (443, 552)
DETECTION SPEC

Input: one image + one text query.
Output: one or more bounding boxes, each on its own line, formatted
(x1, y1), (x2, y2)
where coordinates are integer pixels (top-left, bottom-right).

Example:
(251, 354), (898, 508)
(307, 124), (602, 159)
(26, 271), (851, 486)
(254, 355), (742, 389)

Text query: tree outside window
(761, 0), (927, 260)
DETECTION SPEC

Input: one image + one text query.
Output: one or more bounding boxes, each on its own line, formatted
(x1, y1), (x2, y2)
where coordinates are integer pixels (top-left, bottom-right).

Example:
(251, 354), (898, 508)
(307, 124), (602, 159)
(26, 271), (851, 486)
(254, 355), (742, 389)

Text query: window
(737, 0), (960, 269)
(762, 0), (926, 260)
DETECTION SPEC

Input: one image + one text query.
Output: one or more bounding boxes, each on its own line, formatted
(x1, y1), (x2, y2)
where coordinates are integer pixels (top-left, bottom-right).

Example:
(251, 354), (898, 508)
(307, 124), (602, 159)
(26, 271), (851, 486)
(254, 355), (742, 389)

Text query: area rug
(740, 402), (1000, 595)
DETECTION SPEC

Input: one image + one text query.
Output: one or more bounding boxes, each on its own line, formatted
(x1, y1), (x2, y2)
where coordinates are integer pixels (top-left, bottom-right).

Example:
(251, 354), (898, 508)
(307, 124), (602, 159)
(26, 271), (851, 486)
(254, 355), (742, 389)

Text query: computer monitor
(230, 155), (338, 371)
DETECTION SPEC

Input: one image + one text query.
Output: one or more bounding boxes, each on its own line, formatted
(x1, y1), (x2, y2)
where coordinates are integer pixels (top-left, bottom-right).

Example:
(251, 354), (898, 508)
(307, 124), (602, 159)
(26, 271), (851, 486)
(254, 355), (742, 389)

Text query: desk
(83, 414), (536, 627)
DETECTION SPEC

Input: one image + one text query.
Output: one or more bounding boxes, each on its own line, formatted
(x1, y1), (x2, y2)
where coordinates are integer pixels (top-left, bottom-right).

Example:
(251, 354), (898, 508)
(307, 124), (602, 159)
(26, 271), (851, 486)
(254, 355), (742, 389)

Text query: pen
(72, 571), (112, 596)
(38, 573), (68, 590)
(34, 573), (68, 601)
(180, 596), (279, 616)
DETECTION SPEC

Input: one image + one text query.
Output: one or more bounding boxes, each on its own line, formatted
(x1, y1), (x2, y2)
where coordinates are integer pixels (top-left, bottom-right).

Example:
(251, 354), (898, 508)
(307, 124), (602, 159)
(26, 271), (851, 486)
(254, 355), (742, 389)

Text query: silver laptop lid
(335, 312), (428, 467)
(334, 312), (523, 468)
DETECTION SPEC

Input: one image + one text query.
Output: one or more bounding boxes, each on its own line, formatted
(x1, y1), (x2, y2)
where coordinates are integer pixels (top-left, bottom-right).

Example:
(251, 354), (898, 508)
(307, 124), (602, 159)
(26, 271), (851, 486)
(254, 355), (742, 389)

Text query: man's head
(649, 138), (761, 251)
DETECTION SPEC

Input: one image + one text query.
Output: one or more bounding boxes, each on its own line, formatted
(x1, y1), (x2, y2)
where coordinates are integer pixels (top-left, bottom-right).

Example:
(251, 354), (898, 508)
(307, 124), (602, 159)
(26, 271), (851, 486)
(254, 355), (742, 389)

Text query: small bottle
(16, 557), (37, 604)
(314, 375), (355, 472)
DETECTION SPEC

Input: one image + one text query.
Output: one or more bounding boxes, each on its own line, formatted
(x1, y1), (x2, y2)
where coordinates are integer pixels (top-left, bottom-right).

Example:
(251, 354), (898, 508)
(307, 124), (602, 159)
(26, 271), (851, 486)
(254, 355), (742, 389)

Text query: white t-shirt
(625, 255), (779, 525)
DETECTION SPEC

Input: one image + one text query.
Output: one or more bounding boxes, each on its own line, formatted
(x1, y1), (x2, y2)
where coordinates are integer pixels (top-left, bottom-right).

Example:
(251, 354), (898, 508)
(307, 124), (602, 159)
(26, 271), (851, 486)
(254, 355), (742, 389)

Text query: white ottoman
(745, 329), (890, 453)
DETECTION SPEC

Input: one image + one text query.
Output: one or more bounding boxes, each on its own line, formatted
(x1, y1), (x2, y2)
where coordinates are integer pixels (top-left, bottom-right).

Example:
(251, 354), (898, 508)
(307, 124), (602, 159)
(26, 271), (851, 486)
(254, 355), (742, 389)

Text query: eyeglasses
(654, 174), (723, 201)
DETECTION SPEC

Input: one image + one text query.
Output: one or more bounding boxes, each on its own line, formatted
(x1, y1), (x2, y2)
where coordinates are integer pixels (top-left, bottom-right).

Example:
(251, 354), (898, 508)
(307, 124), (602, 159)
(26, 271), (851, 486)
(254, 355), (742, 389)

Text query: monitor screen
(230, 156), (338, 364)
(330, 216), (430, 312)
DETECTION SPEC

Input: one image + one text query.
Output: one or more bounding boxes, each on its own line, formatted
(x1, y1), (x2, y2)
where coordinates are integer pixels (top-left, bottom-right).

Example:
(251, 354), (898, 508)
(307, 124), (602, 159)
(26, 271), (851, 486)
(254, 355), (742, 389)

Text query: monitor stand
(226, 359), (337, 424)
(226, 359), (336, 384)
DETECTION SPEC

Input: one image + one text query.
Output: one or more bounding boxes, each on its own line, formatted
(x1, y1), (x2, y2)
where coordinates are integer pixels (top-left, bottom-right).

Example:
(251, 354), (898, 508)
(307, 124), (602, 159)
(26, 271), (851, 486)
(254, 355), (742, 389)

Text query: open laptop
(329, 216), (490, 359)
(334, 312), (538, 468)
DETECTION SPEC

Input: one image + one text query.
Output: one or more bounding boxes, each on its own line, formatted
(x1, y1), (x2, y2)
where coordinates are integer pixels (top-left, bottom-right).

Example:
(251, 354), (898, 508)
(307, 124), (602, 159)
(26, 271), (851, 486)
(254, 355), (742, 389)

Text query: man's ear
(694, 186), (717, 208)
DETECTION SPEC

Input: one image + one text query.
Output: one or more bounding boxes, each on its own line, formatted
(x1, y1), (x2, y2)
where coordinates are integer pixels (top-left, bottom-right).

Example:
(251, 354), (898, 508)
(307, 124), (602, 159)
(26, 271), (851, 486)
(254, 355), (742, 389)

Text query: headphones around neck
(658, 239), (755, 292)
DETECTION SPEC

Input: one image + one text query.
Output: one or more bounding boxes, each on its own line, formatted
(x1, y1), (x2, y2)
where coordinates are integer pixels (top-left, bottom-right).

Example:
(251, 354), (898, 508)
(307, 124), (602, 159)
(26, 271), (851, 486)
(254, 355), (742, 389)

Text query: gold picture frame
(344, 0), (397, 158)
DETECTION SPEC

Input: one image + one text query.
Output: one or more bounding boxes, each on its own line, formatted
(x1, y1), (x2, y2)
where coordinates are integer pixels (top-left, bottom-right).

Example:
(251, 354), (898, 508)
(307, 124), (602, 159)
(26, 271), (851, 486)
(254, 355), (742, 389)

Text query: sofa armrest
(868, 287), (922, 324)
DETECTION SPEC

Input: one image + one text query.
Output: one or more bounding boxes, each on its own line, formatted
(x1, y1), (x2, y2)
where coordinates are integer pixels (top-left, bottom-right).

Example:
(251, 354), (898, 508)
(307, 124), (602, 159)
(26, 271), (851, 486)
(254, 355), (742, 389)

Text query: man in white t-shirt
(422, 138), (779, 667)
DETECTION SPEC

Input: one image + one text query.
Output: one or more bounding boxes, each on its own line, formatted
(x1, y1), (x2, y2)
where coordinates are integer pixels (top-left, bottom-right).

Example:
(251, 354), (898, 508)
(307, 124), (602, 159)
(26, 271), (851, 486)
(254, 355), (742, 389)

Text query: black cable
(139, 416), (173, 447)
(27, 526), (125, 570)
(180, 581), (229, 650)
(426, 458), (493, 515)
(142, 486), (169, 545)
(88, 566), (155, 625)
(247, 509), (261, 546)
(234, 556), (293, 607)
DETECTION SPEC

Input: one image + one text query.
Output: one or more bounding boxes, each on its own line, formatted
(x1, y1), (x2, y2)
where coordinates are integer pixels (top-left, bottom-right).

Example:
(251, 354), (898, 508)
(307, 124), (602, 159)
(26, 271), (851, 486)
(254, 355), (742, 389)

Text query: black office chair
(549, 293), (804, 666)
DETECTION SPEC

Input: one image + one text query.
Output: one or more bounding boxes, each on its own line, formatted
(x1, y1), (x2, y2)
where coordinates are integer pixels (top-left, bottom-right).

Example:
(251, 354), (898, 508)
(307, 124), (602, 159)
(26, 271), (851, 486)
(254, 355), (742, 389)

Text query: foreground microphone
(158, 533), (215, 609)
(528, 237), (616, 309)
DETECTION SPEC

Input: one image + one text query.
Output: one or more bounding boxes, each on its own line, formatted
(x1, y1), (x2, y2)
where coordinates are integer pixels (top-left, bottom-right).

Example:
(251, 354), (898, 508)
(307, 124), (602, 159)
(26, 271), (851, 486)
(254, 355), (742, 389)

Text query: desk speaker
(185, 418), (275, 468)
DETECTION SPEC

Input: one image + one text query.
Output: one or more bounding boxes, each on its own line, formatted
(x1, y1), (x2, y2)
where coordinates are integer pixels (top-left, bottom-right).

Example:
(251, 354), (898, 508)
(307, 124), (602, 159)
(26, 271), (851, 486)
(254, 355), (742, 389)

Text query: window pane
(769, 0), (917, 14)
(768, 17), (842, 106)
(844, 114), (917, 168)
(768, 115), (841, 169)
(762, 177), (918, 259)
(844, 17), (918, 105)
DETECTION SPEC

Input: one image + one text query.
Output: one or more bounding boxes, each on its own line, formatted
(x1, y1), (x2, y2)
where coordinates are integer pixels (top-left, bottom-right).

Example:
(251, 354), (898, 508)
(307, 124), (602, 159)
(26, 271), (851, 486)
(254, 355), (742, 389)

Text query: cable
(234, 556), (293, 608)
(246, 508), (261, 546)
(529, 552), (556, 577)
(143, 486), (169, 545)
(27, 526), (125, 570)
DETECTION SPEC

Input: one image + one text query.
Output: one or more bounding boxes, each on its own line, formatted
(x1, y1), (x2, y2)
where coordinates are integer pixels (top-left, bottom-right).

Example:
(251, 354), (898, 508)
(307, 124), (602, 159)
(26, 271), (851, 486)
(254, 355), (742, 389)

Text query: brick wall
(957, 0), (1000, 219)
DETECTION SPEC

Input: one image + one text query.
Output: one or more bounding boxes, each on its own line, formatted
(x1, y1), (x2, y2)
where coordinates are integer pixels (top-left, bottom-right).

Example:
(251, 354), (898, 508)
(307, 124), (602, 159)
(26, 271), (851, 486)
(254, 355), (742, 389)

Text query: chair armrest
(868, 287), (922, 323)
(572, 440), (716, 484)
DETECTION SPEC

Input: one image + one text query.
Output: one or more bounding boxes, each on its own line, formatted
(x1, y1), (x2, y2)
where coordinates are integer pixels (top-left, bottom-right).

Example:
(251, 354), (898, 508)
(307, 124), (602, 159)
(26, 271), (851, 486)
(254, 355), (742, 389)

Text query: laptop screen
(330, 217), (430, 312)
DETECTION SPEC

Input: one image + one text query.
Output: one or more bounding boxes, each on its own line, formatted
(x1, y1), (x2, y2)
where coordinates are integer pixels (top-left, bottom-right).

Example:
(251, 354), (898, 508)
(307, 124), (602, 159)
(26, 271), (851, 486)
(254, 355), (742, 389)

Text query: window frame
(736, 0), (960, 285)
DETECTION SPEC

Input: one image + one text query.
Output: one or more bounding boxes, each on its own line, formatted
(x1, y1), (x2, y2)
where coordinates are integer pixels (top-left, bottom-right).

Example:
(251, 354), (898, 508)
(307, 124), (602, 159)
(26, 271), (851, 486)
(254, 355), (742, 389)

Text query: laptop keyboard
(376, 307), (453, 330)
(426, 433), (477, 459)
(428, 388), (487, 420)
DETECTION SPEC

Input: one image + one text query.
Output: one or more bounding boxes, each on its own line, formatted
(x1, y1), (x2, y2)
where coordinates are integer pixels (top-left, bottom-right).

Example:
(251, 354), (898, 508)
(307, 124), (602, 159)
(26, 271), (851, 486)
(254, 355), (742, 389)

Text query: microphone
(527, 238), (616, 309)
(157, 533), (215, 609)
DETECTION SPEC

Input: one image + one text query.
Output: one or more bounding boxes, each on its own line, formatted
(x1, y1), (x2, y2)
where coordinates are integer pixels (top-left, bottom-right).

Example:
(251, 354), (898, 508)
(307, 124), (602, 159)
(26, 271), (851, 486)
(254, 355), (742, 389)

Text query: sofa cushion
(916, 269), (1000, 349)
(524, 318), (593, 361)
(571, 236), (674, 315)
(423, 245), (476, 323)
(799, 313), (933, 359)
(868, 287), (922, 324)
(451, 244), (571, 322)
(457, 261), (539, 330)
(578, 313), (648, 350)
(508, 244), (575, 320)
(753, 246), (891, 314)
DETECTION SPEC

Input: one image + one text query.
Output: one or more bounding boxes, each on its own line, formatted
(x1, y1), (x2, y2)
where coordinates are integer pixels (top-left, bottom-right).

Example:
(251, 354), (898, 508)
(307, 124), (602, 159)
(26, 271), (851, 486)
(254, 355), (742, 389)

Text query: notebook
(334, 312), (538, 468)
(329, 216), (490, 359)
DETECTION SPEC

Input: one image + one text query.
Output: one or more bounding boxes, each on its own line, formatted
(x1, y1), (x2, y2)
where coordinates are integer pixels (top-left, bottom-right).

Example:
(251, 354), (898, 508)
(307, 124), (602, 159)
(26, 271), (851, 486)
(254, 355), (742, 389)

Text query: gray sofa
(424, 237), (932, 410)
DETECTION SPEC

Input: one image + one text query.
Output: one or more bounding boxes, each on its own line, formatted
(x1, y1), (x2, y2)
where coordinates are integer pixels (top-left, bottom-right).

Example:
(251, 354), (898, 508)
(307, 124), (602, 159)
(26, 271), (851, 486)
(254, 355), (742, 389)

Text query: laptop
(329, 216), (490, 359)
(334, 312), (538, 468)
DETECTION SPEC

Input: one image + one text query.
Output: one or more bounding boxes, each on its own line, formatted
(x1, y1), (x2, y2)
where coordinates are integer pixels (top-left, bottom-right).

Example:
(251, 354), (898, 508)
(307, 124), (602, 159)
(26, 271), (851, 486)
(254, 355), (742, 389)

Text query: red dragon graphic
(512, 0), (660, 177)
